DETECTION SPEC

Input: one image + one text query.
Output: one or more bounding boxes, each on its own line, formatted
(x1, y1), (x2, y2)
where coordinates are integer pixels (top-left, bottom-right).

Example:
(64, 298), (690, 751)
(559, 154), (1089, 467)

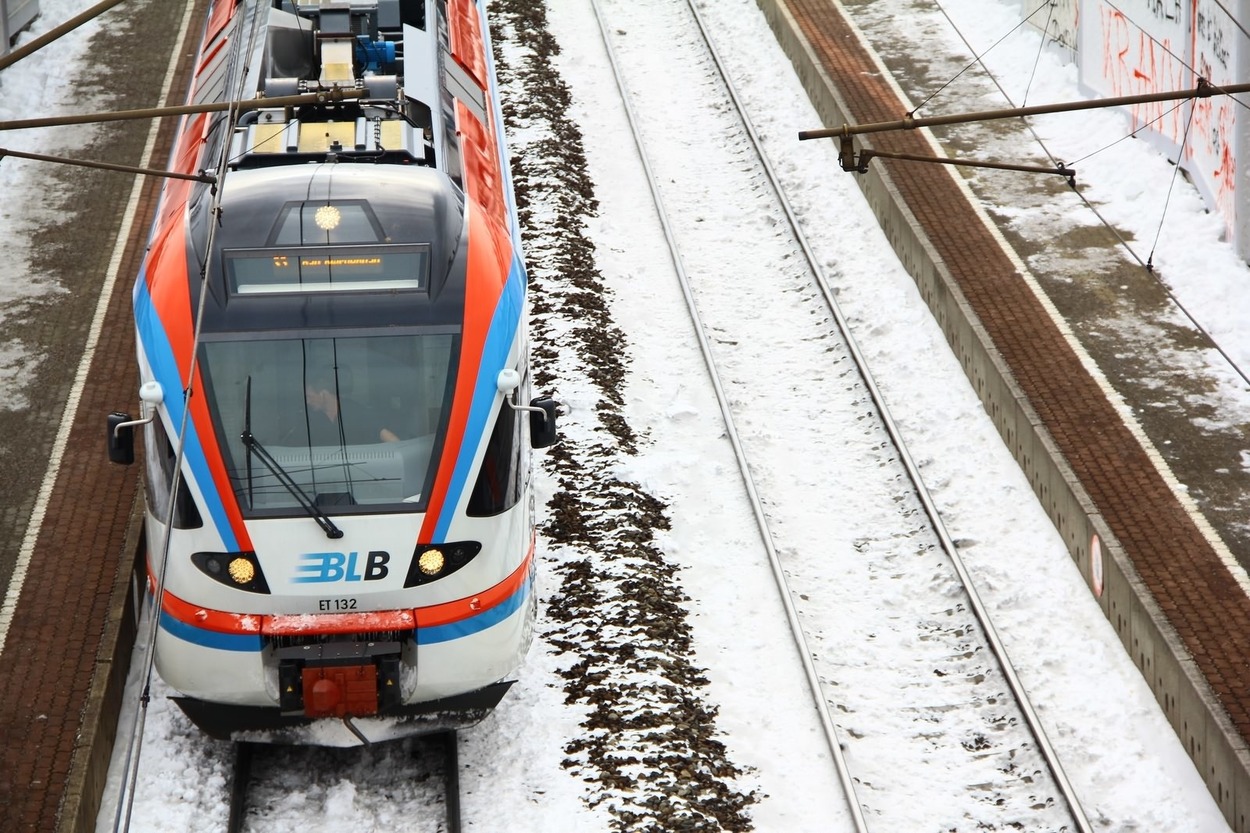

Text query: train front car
(107, 0), (556, 744)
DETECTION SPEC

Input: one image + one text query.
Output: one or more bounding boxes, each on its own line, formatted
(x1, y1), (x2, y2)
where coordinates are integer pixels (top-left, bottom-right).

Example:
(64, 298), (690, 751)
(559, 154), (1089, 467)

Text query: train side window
(143, 417), (204, 530)
(467, 379), (528, 517)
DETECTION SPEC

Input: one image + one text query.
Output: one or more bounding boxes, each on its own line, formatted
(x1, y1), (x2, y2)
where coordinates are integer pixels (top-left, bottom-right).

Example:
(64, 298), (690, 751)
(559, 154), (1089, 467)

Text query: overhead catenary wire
(1148, 99), (1199, 270)
(909, 0), (1054, 116)
(1020, 0), (1054, 107)
(110, 2), (271, 829)
(1210, 0), (1250, 43)
(1064, 99), (1186, 169)
(920, 0), (1250, 392)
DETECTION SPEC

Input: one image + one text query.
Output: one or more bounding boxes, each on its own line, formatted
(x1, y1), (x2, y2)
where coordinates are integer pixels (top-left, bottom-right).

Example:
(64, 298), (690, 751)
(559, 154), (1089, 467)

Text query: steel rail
(585, 1), (868, 830)
(686, 3), (1095, 831)
(593, 0), (1096, 828)
(441, 732), (462, 833)
(226, 743), (255, 833)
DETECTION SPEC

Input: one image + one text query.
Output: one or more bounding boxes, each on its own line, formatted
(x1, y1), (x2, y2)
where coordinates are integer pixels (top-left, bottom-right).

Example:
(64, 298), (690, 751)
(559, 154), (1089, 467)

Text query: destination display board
(225, 244), (429, 294)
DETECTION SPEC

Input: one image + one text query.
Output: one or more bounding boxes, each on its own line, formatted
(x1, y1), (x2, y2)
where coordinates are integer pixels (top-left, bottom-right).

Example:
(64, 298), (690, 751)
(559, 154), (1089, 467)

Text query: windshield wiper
(242, 377), (343, 539)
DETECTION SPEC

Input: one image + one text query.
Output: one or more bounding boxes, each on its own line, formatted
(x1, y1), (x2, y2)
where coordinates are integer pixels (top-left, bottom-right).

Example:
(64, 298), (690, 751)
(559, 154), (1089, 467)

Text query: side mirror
(107, 412), (135, 465)
(106, 381), (164, 465)
(529, 396), (558, 449)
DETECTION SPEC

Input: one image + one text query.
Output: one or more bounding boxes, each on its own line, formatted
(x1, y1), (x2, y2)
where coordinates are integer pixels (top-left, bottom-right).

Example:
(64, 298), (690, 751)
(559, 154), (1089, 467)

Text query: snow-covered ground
(0, 0), (111, 406)
(0, 0), (1240, 830)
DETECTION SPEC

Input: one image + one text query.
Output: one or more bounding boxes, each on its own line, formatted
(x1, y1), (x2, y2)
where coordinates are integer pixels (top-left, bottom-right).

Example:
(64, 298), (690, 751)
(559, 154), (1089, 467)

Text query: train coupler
(276, 640), (403, 719)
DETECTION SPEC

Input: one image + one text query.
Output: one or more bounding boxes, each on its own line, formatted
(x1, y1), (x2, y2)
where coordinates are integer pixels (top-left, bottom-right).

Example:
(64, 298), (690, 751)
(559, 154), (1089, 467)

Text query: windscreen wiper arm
(240, 430), (344, 539)
(241, 376), (342, 539)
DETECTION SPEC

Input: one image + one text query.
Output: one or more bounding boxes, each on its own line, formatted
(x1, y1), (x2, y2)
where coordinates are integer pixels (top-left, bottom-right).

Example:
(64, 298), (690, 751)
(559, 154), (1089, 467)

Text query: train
(106, 0), (556, 745)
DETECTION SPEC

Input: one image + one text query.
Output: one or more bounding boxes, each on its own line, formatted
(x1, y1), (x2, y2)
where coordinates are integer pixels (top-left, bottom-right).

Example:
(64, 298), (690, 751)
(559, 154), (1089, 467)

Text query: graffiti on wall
(1076, 0), (1242, 250)
(1096, 3), (1190, 144)
(1188, 0), (1238, 227)
(1024, 0), (1080, 53)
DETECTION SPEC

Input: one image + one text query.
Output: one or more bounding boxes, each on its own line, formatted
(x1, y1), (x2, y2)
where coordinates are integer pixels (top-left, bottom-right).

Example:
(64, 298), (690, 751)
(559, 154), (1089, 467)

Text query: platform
(0, 2), (205, 832)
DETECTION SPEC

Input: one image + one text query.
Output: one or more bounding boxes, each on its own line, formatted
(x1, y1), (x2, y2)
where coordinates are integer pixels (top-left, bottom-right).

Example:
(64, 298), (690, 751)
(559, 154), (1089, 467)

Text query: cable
(1065, 99), (1185, 168)
(1148, 101), (1198, 270)
(1021, 0), (1054, 107)
(911, 0), (1052, 115)
(112, 3), (269, 829)
(1210, 0), (1250, 43)
(929, 0), (1250, 391)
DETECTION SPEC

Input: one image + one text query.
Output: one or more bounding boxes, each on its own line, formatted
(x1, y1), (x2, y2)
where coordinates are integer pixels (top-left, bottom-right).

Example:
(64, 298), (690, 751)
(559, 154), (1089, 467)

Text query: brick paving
(0, 2), (206, 831)
(781, 0), (1250, 739)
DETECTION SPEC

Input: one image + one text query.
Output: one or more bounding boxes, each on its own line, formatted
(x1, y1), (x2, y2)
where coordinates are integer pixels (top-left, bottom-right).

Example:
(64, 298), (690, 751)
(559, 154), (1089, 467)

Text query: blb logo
(294, 551), (390, 583)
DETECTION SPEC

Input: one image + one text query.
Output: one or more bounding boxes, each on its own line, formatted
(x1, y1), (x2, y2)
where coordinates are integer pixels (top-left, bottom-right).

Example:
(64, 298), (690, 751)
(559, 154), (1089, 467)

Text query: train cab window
(200, 331), (457, 515)
(143, 416), (203, 529)
(467, 373), (530, 517)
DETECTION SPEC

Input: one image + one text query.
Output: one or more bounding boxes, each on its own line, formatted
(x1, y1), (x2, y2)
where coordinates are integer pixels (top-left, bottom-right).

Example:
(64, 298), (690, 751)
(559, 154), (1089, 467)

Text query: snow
(0, 0), (110, 408)
(0, 0), (1237, 830)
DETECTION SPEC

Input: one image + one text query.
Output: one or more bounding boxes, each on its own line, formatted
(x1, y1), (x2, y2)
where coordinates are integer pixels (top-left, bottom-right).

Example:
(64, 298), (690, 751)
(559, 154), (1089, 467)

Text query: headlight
(192, 551), (270, 593)
(404, 541), (482, 587)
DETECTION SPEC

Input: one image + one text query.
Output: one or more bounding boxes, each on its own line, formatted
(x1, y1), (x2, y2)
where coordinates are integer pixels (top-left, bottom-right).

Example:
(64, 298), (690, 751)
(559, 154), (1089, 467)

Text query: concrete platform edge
(754, 0), (1250, 827)
(57, 501), (144, 833)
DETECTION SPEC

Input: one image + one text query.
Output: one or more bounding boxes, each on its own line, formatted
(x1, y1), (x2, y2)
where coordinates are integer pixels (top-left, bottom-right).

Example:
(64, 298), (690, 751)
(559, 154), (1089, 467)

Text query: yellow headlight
(418, 549), (445, 576)
(228, 557), (255, 584)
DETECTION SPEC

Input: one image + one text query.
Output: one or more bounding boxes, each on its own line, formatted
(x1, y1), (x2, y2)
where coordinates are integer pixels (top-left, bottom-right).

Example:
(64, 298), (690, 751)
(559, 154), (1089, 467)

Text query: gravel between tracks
(490, 4), (759, 830)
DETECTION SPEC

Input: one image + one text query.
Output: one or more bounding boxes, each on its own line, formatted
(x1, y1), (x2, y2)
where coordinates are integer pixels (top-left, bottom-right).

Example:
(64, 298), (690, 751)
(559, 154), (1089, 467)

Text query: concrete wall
(1065, 0), (1248, 259)
(753, 0), (1250, 829)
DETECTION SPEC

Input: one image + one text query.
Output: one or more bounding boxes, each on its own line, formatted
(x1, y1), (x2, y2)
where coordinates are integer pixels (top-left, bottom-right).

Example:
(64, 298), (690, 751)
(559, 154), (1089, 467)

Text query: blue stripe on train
(159, 609), (264, 652)
(134, 277), (239, 550)
(432, 250), (526, 540)
(416, 576), (531, 645)
(158, 578), (529, 652)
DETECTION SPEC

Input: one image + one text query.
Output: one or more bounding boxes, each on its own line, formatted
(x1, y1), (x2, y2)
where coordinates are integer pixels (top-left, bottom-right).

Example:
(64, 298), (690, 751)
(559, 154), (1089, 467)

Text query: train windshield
(200, 331), (456, 515)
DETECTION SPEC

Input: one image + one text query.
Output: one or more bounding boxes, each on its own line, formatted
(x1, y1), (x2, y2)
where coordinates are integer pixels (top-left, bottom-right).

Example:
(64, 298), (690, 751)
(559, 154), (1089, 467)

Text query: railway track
(224, 733), (461, 833)
(586, 0), (1095, 828)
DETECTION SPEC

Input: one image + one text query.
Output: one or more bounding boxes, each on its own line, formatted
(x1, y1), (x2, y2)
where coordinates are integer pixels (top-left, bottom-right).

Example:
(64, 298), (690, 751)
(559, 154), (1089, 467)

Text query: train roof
(186, 0), (492, 203)
(216, 164), (463, 255)
(171, 0), (505, 334)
